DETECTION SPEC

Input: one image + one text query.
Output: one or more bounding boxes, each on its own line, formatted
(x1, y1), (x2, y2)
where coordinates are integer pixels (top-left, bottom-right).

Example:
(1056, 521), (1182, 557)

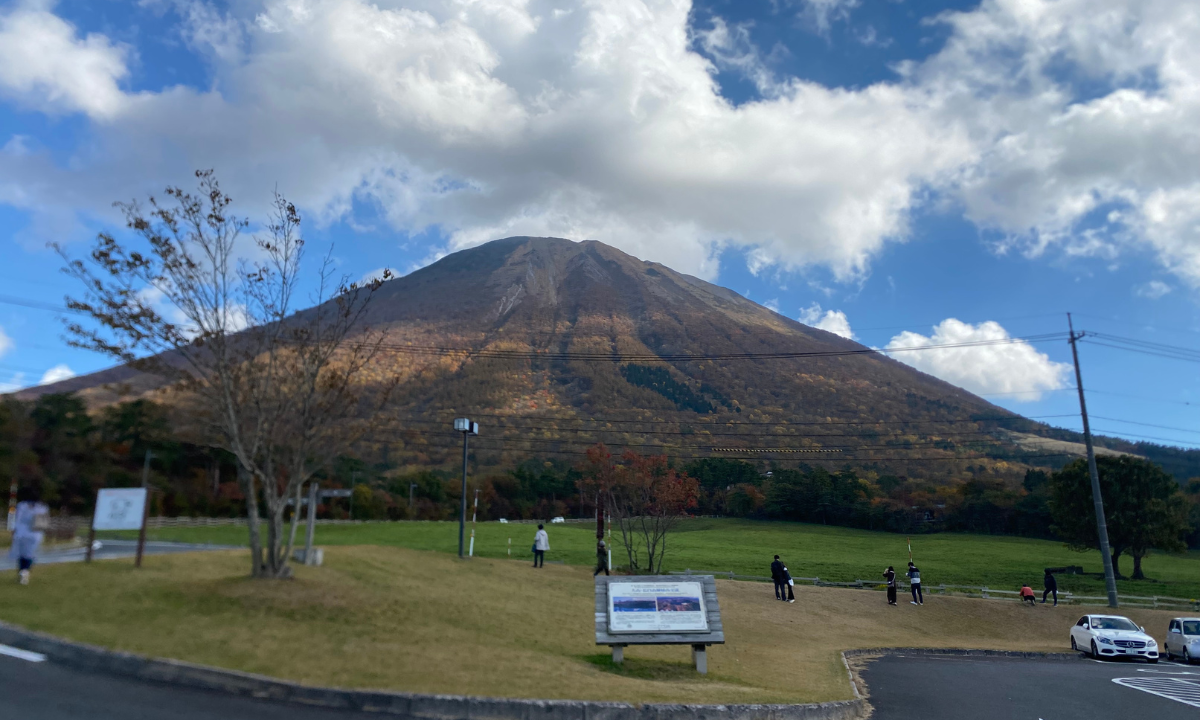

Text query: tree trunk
(1131, 551), (1146, 580)
(1111, 549), (1125, 579)
(240, 465), (264, 577)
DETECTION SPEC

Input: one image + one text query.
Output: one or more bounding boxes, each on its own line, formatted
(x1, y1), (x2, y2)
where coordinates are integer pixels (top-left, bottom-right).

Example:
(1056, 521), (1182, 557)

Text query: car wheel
(1071, 637), (1078, 652)
(1185, 648), (1192, 665)
(1091, 641), (1100, 659)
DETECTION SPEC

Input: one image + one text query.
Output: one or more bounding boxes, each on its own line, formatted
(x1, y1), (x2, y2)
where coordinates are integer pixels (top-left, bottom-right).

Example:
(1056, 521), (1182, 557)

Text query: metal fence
(669, 568), (1200, 611)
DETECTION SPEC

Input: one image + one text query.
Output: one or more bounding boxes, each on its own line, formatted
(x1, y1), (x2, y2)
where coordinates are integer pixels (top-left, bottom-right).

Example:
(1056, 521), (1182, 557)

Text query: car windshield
(1092, 617), (1139, 631)
(1183, 621), (1200, 635)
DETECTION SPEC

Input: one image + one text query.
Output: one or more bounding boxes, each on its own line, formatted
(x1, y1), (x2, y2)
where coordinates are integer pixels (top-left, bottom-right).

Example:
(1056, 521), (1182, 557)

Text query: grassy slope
(0, 546), (1185, 705)
(115, 518), (1200, 599)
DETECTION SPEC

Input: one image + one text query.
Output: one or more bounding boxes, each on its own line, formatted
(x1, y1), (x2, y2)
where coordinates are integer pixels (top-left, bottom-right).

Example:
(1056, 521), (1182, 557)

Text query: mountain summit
(23, 236), (1041, 478)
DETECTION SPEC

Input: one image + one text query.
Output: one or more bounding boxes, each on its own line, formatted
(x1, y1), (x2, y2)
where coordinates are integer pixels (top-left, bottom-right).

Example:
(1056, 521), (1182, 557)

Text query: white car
(550, 516), (565, 523)
(1070, 614), (1159, 662)
(1165, 617), (1200, 664)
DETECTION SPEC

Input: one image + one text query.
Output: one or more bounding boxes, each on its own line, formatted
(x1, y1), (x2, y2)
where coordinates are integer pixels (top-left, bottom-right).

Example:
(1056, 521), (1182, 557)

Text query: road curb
(0, 621), (866, 720)
(843, 647), (1080, 660)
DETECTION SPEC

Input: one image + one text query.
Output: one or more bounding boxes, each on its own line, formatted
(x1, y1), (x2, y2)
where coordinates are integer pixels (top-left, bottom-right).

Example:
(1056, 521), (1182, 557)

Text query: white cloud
(885, 319), (1070, 400)
(763, 298), (780, 312)
(0, 0), (130, 120)
(0, 0), (971, 283)
(798, 302), (854, 339)
(0, 372), (26, 394)
(38, 364), (74, 385)
(1, 0), (1200, 291)
(1134, 280), (1172, 299)
(0, 324), (12, 357)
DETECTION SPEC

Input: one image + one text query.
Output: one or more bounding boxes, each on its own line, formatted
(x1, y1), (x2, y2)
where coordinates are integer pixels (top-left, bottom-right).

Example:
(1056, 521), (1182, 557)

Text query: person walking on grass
(533, 524), (549, 568)
(771, 555), (787, 601)
(594, 538), (609, 577)
(883, 565), (898, 606)
(8, 485), (48, 586)
(907, 562), (923, 605)
(1041, 569), (1058, 606)
(1020, 584), (1036, 606)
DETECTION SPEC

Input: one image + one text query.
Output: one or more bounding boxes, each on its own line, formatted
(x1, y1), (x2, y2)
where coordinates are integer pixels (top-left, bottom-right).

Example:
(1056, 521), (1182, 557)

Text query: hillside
(13, 237), (1142, 482)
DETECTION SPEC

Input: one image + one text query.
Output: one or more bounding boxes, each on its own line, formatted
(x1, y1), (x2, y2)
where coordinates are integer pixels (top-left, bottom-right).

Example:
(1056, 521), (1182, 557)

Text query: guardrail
(669, 569), (1200, 611)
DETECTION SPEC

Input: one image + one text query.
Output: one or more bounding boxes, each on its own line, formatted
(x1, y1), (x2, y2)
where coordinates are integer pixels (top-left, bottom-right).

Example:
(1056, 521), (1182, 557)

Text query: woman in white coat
(533, 524), (549, 568)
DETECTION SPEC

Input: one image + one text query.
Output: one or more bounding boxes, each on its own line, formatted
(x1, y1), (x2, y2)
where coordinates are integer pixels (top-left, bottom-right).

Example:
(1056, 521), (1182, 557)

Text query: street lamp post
(454, 418), (479, 558)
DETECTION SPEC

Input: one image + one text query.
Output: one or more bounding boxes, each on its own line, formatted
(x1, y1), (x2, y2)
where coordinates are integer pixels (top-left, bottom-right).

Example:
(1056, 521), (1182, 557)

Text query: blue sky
(0, 0), (1198, 451)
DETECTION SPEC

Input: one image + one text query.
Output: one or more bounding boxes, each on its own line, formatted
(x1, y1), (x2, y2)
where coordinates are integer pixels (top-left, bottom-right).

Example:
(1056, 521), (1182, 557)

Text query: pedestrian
(907, 562), (923, 605)
(594, 538), (609, 577)
(8, 485), (49, 586)
(1020, 584), (1036, 606)
(883, 565), (897, 605)
(771, 555), (787, 601)
(533, 523), (549, 568)
(1041, 568), (1058, 606)
(782, 563), (796, 603)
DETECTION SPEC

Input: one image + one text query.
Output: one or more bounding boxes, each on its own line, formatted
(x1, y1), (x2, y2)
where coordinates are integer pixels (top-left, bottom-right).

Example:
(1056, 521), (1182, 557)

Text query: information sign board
(92, 488), (148, 531)
(607, 580), (709, 633)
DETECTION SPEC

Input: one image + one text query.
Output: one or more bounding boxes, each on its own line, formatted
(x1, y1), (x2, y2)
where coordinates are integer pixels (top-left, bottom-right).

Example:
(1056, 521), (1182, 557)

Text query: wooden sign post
(594, 575), (724, 674)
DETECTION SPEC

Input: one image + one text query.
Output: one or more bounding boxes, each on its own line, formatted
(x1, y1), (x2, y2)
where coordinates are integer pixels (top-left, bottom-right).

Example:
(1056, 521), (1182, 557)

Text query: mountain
(13, 237), (1112, 482)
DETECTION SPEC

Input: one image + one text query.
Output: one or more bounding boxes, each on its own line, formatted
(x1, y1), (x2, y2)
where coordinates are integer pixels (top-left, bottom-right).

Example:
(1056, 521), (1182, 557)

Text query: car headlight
(1099, 637), (1114, 645)
(1147, 639), (1157, 647)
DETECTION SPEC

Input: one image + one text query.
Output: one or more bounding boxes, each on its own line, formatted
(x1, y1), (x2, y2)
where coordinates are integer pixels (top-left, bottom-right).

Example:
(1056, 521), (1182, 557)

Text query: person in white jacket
(533, 524), (549, 568)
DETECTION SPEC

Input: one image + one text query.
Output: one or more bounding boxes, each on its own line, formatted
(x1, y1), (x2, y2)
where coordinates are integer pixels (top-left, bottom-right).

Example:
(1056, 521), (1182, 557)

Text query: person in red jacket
(1020, 584), (1036, 606)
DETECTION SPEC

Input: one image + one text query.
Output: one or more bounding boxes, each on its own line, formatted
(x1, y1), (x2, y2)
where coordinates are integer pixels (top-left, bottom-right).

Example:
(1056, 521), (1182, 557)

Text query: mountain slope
(18, 237), (1073, 480)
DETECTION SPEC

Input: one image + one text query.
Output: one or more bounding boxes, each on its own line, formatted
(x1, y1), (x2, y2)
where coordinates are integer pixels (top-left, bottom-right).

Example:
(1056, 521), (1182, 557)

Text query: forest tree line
(3, 393), (1198, 571)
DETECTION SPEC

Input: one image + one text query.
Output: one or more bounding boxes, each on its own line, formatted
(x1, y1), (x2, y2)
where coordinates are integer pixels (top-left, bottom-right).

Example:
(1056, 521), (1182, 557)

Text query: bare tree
(578, 444), (699, 574)
(58, 170), (393, 578)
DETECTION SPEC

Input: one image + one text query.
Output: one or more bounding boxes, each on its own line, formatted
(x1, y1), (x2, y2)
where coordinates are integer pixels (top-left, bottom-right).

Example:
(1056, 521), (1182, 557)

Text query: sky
(0, 0), (1197, 449)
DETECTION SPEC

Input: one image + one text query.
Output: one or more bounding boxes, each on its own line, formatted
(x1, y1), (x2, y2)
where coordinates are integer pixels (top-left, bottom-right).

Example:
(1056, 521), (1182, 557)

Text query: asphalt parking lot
(861, 653), (1200, 719)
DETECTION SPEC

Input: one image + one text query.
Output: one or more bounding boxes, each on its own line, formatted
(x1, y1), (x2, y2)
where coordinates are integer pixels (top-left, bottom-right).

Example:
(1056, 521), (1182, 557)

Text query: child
(1020, 584), (1036, 605)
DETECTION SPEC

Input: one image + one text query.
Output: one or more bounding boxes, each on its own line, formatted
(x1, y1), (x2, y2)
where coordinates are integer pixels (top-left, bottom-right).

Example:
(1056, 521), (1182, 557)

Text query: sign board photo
(92, 488), (149, 531)
(607, 580), (709, 633)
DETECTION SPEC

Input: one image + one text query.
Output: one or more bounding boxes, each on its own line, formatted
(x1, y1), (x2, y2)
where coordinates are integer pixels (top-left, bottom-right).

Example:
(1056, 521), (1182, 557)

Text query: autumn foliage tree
(578, 444), (699, 574)
(58, 170), (393, 578)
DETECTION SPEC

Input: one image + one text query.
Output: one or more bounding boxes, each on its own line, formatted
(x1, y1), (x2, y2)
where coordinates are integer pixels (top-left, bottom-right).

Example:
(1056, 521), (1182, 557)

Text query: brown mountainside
(21, 237), (1056, 481)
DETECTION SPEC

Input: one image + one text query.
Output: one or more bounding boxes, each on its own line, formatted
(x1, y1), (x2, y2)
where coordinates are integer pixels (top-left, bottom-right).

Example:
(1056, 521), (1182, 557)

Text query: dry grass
(0, 547), (1184, 705)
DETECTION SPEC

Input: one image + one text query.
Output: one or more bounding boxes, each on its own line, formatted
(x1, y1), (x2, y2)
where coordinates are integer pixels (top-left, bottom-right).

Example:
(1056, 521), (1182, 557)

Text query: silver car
(1165, 617), (1200, 663)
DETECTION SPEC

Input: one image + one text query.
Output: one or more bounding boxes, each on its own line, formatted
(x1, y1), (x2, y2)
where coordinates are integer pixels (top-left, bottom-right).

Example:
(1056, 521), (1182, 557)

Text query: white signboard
(92, 488), (148, 531)
(607, 581), (709, 634)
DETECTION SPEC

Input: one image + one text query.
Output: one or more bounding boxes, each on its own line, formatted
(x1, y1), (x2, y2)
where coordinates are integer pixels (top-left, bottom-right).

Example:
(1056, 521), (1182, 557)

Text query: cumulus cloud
(0, 372), (26, 394)
(38, 364), (74, 385)
(0, 0), (130, 119)
(885, 319), (1070, 400)
(1, 0), (1200, 289)
(798, 302), (854, 339)
(0, 324), (12, 357)
(1134, 280), (1172, 299)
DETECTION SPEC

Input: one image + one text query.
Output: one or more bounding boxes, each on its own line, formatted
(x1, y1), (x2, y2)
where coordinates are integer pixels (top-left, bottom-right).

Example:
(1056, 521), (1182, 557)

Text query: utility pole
(454, 418), (478, 558)
(135, 450), (153, 568)
(469, 489), (479, 557)
(1068, 313), (1119, 608)
(409, 482), (417, 518)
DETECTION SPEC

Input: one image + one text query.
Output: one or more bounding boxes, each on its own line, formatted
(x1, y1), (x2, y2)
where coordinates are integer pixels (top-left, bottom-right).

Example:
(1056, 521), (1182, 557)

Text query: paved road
(0, 540), (237, 572)
(0, 652), (372, 719)
(861, 653), (1200, 719)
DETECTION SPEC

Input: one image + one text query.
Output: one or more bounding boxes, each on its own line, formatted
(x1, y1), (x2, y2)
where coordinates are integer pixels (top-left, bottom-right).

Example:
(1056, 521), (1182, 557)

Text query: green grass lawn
(112, 518), (1200, 600)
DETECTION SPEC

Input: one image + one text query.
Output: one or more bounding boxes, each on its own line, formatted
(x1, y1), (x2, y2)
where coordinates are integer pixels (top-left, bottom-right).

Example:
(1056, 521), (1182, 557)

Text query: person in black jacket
(883, 566), (897, 605)
(1041, 569), (1058, 606)
(771, 555), (787, 601)
(782, 563), (796, 603)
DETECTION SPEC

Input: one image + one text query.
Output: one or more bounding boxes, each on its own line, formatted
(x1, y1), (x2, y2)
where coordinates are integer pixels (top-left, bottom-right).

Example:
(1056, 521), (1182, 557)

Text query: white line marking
(1113, 677), (1200, 708)
(0, 645), (46, 663)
